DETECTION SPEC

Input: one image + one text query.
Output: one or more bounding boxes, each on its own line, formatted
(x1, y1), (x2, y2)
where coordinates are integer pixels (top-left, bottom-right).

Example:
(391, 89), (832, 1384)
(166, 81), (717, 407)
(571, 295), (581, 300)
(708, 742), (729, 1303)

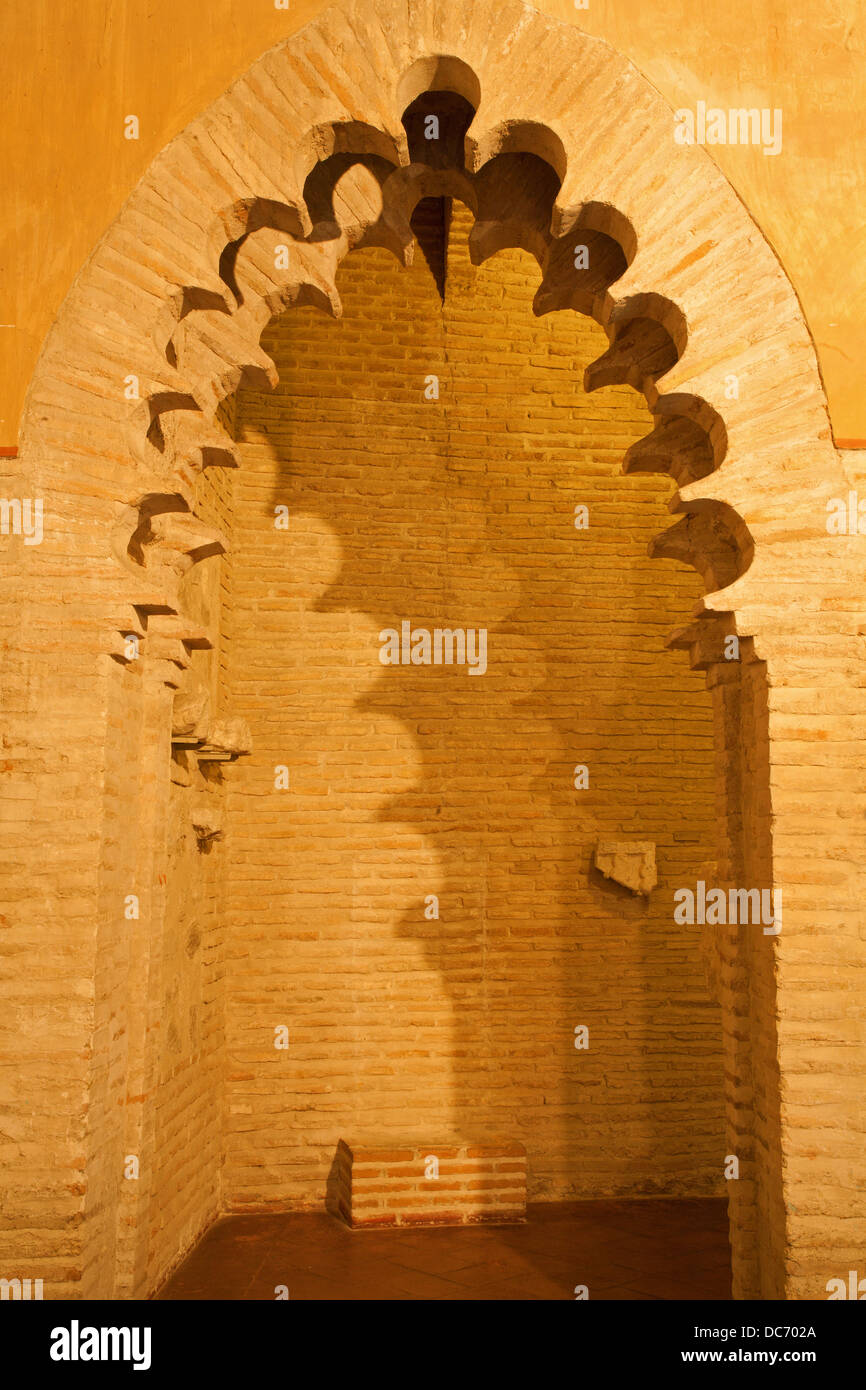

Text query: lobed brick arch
(4, 0), (864, 1301)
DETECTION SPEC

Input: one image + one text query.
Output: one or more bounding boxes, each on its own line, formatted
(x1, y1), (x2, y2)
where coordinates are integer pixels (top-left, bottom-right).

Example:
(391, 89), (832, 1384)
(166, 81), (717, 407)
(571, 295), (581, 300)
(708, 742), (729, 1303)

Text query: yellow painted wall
(1, 0), (864, 445)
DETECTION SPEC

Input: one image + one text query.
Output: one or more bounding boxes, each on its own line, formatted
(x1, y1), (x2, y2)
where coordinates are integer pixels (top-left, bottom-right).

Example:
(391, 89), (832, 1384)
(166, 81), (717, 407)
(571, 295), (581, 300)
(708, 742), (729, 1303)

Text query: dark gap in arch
(410, 195), (453, 302)
(402, 90), (476, 170)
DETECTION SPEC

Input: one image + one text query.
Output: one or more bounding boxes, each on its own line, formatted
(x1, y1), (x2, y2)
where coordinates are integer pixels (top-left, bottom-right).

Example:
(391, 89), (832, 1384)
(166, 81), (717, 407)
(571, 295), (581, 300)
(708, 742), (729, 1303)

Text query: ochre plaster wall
(2, 0), (865, 444)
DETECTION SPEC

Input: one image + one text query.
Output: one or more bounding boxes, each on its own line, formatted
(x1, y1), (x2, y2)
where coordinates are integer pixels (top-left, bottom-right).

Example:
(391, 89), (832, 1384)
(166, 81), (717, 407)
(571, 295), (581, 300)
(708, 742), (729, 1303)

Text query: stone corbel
(195, 717), (252, 761)
(171, 681), (252, 760)
(594, 840), (657, 897)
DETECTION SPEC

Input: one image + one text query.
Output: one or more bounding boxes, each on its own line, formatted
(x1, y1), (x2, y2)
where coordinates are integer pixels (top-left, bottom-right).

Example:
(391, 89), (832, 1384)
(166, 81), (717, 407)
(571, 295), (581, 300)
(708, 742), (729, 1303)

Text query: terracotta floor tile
(158, 1198), (732, 1302)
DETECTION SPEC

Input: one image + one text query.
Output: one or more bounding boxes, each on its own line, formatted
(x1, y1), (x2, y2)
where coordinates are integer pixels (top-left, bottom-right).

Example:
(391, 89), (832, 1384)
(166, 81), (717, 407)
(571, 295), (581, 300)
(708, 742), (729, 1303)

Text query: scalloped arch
(18, 0), (844, 658)
(11, 0), (860, 1304)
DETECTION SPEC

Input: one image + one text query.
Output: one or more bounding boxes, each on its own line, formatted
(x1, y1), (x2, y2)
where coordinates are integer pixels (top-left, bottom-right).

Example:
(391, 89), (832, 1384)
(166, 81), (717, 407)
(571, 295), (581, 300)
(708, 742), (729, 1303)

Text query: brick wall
(136, 435), (239, 1293)
(4, 0), (862, 1303)
(328, 1139), (527, 1227)
(221, 202), (726, 1211)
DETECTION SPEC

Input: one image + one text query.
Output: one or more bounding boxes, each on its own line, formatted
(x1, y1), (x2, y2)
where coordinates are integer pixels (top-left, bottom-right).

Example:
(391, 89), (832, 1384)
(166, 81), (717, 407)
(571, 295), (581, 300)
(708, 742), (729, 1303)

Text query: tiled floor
(157, 1199), (732, 1300)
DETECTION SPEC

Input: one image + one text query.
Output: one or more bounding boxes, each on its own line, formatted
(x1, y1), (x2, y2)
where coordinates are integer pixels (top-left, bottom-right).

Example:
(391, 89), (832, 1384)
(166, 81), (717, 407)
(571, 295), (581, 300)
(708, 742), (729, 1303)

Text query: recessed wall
(212, 202), (726, 1210)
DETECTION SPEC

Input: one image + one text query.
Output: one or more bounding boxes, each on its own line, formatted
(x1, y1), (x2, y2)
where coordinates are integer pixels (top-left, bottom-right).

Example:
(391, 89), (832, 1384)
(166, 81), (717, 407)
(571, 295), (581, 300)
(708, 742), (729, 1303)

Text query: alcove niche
(162, 78), (743, 1270)
(9, 0), (855, 1303)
